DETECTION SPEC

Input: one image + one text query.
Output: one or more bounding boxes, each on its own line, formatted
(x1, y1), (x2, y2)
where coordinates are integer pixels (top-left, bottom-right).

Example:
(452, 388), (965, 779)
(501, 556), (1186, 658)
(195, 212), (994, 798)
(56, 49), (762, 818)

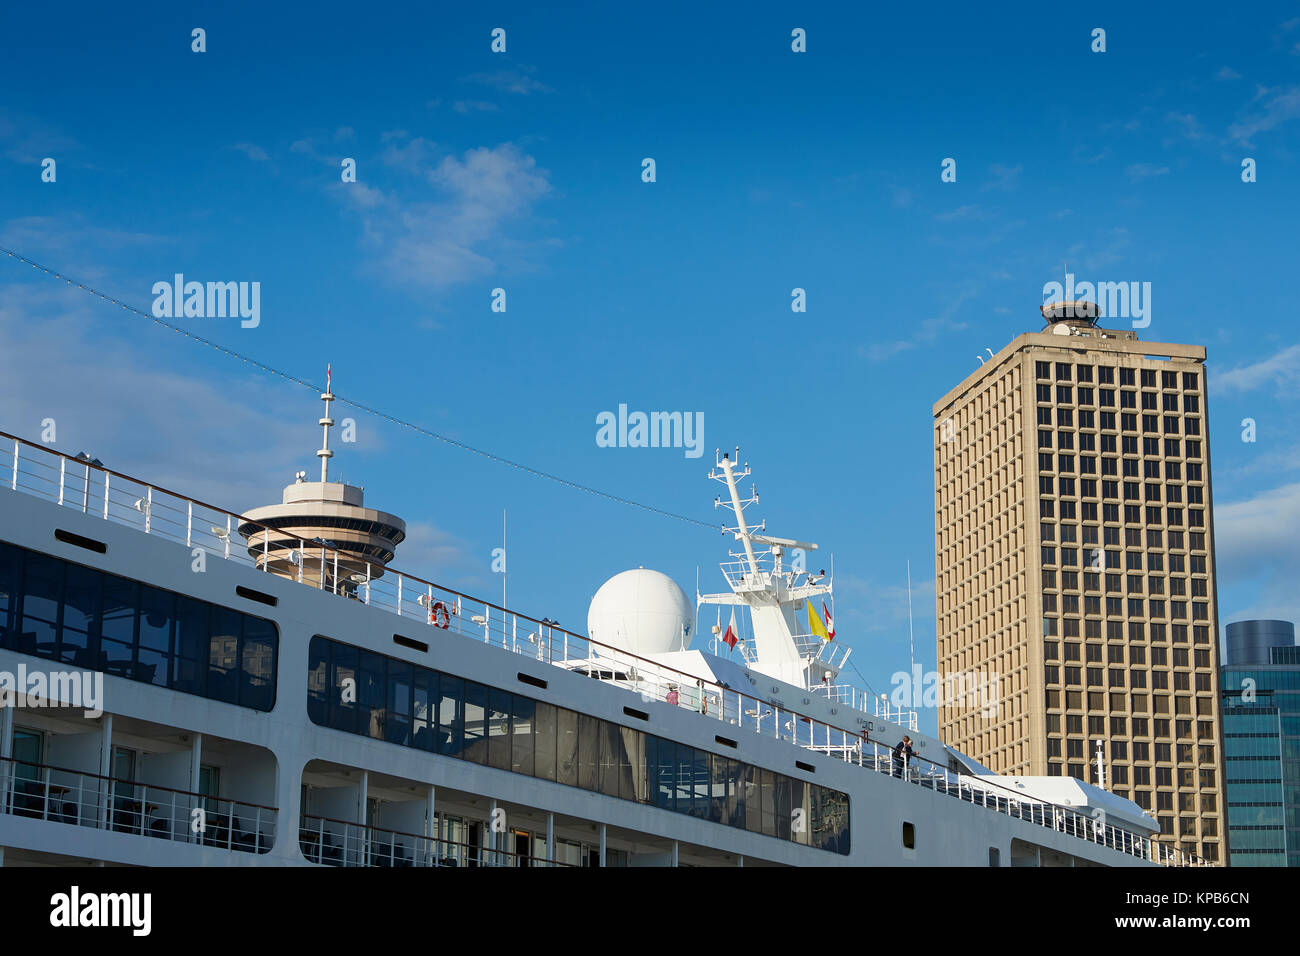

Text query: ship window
(742, 761), (761, 834)
(307, 637), (329, 725)
(358, 651), (387, 740)
(511, 695), (536, 777)
(532, 700), (556, 781)
(599, 720), (622, 798)
(412, 669), (436, 751)
(437, 675), (464, 758)
(655, 738), (676, 812)
(207, 608), (243, 705)
(760, 769), (776, 837)
(0, 544), (19, 643)
(240, 617), (277, 711)
(903, 821), (916, 849)
(578, 713), (600, 790)
(691, 748), (711, 819)
(488, 688), (512, 771)
(789, 778), (808, 845)
(329, 642), (358, 733)
(989, 847), (1000, 867)
(386, 659), (414, 747)
(463, 682), (489, 764)
(556, 707), (578, 787)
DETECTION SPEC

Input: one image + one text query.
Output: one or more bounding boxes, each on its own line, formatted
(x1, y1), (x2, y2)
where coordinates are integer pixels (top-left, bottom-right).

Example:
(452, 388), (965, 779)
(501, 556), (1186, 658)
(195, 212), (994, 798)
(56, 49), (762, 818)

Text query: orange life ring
(430, 600), (451, 629)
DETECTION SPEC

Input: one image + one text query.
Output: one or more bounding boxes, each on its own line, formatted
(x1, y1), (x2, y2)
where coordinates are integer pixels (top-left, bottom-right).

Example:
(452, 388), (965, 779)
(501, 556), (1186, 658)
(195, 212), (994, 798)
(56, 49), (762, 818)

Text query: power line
(1, 246), (721, 530)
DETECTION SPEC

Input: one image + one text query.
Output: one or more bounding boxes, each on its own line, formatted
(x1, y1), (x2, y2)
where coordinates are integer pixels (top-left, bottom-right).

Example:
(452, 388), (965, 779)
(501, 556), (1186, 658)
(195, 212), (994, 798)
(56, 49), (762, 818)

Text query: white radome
(587, 568), (692, 656)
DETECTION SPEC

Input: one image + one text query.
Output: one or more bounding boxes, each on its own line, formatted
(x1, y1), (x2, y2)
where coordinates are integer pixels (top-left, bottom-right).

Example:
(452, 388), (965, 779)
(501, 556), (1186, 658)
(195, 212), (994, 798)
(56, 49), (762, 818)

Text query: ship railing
(297, 813), (576, 867)
(718, 561), (770, 592)
(0, 755), (276, 854)
(792, 633), (852, 672)
(802, 737), (1206, 867)
(0, 431), (1205, 867)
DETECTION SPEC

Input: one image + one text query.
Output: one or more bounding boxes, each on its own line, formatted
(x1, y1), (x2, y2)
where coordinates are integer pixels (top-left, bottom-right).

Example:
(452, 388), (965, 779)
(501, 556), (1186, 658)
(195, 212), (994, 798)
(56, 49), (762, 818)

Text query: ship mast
(699, 449), (849, 689)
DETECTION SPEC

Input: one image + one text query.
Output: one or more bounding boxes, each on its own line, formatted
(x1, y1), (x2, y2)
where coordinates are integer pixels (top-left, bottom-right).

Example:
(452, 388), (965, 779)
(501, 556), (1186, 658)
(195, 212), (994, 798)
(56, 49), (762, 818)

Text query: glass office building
(1220, 620), (1299, 866)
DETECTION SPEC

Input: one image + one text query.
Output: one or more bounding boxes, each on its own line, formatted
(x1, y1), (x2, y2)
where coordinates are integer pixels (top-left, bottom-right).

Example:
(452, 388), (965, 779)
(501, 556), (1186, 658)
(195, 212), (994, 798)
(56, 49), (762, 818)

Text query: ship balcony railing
(0, 431), (1206, 868)
(802, 738), (1206, 867)
(792, 634), (852, 672)
(0, 755), (276, 855)
(297, 814), (576, 868)
(718, 561), (770, 592)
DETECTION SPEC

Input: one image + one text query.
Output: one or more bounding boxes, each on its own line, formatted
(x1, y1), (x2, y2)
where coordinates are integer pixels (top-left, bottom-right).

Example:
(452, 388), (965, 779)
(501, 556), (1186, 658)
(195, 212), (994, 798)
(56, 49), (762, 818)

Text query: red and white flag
(326, 363), (332, 392)
(722, 609), (738, 650)
(823, 601), (835, 641)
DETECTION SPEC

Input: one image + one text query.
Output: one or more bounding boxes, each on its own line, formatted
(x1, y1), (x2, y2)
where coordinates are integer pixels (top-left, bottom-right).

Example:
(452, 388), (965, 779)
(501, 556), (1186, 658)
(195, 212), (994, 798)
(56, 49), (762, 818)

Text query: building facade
(932, 307), (1226, 863)
(1220, 620), (1300, 866)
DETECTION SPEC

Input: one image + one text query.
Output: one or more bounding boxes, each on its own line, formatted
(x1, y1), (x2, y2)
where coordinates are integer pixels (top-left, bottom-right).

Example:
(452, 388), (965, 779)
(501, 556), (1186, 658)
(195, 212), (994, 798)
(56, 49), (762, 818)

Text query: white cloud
(1215, 483), (1300, 625)
(933, 205), (986, 222)
(1125, 163), (1170, 179)
(348, 142), (553, 288)
(1228, 85), (1300, 145)
(461, 69), (553, 96)
(1216, 66), (1241, 80)
(1215, 343), (1300, 393)
(860, 288), (977, 362)
(453, 100), (500, 114)
(231, 143), (270, 162)
(982, 164), (1022, 191)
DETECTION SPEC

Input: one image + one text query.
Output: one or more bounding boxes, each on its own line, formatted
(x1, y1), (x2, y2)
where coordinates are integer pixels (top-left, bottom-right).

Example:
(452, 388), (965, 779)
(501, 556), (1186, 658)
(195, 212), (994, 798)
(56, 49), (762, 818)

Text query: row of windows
(1034, 384), (1202, 415)
(1042, 574), (1209, 600)
(1042, 546), (1207, 574)
(1041, 595), (1210, 622)
(0, 540), (277, 711)
(1034, 363), (1199, 392)
(1045, 642), (1212, 668)
(1037, 476), (1208, 506)
(1034, 407), (1207, 447)
(307, 636), (851, 854)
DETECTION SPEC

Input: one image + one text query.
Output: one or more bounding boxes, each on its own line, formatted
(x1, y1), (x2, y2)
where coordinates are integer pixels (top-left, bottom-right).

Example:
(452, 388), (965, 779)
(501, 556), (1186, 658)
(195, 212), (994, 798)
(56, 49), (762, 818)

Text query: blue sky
(2, 2), (1300, 736)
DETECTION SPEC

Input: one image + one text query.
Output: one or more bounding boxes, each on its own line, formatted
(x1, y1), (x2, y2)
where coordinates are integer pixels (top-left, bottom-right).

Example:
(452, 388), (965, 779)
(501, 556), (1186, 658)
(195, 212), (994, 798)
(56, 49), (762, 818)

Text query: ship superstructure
(0, 393), (1205, 867)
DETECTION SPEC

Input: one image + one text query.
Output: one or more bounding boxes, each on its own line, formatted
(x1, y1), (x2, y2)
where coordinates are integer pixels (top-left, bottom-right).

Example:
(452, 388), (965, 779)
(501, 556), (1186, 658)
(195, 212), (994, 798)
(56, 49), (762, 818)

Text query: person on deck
(892, 736), (915, 779)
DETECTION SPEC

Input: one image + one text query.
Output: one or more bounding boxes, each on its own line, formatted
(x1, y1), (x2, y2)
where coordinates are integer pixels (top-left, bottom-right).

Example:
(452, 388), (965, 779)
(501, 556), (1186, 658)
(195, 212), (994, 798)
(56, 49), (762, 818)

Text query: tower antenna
(318, 363), (335, 483)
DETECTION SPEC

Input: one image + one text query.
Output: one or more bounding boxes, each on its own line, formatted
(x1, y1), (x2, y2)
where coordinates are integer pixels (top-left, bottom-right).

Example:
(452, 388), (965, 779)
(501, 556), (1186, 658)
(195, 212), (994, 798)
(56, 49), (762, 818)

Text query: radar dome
(587, 569), (692, 656)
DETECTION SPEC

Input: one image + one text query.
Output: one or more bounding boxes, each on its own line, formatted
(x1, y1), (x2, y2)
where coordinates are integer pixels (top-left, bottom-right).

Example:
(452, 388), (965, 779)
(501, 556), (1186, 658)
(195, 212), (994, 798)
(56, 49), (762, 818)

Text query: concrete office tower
(931, 300), (1226, 864)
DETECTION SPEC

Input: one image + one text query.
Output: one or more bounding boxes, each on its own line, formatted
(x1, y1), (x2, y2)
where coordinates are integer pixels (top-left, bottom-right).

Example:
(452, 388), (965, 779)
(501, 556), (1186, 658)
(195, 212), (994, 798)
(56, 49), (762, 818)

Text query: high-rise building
(931, 301), (1226, 863)
(1220, 620), (1300, 866)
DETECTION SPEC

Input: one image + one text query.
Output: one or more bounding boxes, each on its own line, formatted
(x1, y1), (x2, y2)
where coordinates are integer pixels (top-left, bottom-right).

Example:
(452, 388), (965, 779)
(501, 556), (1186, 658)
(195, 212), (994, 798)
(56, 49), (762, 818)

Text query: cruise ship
(0, 386), (1206, 867)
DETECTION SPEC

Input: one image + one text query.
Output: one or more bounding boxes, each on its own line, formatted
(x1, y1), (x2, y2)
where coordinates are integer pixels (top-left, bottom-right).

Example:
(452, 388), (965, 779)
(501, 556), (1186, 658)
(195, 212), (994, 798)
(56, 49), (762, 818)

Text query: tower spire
(318, 363), (334, 483)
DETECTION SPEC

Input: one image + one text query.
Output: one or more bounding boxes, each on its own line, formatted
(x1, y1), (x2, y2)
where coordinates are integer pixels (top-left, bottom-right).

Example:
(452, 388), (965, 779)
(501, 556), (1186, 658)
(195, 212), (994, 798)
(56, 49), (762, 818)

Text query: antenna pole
(318, 363), (335, 483)
(719, 455), (759, 575)
(502, 508), (507, 608)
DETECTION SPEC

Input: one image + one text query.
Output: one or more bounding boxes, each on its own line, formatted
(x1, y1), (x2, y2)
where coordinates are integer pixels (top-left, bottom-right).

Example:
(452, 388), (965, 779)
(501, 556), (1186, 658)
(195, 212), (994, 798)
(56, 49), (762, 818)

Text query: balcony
(0, 755), (276, 855)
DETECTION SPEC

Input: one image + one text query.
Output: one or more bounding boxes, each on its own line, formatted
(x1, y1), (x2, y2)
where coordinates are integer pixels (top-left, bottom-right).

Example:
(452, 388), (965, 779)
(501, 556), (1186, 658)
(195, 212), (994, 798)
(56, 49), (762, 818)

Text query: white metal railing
(0, 755), (276, 855)
(297, 814), (574, 867)
(792, 633), (853, 672)
(0, 431), (1205, 868)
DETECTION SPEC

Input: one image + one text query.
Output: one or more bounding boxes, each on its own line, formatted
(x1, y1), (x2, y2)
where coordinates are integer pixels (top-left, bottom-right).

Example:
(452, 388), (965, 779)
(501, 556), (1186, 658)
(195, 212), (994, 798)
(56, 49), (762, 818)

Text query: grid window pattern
(935, 338), (1224, 863)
